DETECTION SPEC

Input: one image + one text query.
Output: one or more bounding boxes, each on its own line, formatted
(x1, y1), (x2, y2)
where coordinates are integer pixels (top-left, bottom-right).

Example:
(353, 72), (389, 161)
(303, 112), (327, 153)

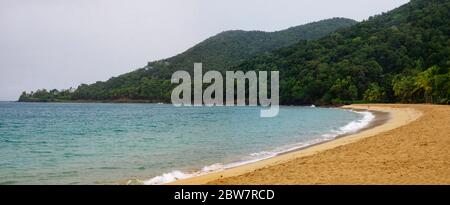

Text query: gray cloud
(0, 0), (409, 101)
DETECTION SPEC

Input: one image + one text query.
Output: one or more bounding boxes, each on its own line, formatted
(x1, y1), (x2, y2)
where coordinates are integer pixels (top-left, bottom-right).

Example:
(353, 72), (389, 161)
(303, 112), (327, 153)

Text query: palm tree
(415, 66), (438, 103)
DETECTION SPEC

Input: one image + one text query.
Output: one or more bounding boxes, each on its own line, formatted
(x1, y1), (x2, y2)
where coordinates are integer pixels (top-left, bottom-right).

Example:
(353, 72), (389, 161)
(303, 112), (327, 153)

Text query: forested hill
(19, 0), (450, 105)
(237, 0), (450, 105)
(18, 18), (358, 102)
(147, 17), (358, 76)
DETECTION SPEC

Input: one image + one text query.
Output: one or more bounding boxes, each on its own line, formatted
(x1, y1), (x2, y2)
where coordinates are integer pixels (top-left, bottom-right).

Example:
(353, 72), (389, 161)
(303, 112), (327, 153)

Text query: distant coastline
(17, 98), (170, 104)
(16, 100), (356, 110)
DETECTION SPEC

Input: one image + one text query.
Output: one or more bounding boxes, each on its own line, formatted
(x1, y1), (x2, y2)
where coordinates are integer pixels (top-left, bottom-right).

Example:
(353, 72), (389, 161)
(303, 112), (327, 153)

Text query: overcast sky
(0, 0), (409, 101)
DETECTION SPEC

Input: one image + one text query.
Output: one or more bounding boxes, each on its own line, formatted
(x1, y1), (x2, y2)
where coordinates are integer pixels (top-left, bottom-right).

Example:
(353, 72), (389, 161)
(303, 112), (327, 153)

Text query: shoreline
(124, 106), (382, 185)
(168, 104), (423, 185)
(250, 110), (389, 161)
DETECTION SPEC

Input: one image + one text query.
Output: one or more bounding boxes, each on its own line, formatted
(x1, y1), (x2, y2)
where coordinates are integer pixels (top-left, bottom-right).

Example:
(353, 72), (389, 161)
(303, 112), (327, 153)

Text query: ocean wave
(340, 111), (375, 134)
(142, 109), (374, 185)
(142, 163), (225, 185)
(142, 170), (194, 185)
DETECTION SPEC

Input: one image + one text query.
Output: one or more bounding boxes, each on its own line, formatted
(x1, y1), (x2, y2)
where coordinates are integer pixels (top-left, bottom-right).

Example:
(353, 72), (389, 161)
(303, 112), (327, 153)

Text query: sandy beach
(170, 104), (450, 185)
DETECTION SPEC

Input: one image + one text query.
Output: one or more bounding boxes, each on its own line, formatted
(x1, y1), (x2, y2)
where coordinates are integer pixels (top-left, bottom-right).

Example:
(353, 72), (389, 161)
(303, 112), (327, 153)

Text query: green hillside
(19, 18), (357, 102)
(237, 0), (450, 105)
(147, 17), (358, 77)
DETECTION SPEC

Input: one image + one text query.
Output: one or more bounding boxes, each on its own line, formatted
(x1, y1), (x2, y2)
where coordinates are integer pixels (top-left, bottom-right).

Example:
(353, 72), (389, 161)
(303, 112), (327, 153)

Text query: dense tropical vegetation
(20, 0), (450, 105)
(236, 0), (450, 104)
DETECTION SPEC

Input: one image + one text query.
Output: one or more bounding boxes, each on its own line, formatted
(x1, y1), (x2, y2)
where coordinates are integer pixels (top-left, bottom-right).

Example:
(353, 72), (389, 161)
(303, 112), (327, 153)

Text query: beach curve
(168, 104), (450, 185)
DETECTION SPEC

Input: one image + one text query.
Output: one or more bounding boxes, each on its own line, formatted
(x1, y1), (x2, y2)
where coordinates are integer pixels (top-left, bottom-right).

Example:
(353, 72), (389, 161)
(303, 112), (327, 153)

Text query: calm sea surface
(0, 102), (372, 184)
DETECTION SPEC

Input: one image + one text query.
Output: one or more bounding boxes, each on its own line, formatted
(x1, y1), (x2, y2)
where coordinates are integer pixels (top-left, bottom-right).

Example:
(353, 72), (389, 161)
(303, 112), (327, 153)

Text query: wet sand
(171, 104), (450, 185)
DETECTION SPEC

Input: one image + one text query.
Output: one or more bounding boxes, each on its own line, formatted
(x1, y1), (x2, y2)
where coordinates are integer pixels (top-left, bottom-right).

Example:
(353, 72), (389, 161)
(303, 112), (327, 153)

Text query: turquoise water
(0, 102), (372, 184)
